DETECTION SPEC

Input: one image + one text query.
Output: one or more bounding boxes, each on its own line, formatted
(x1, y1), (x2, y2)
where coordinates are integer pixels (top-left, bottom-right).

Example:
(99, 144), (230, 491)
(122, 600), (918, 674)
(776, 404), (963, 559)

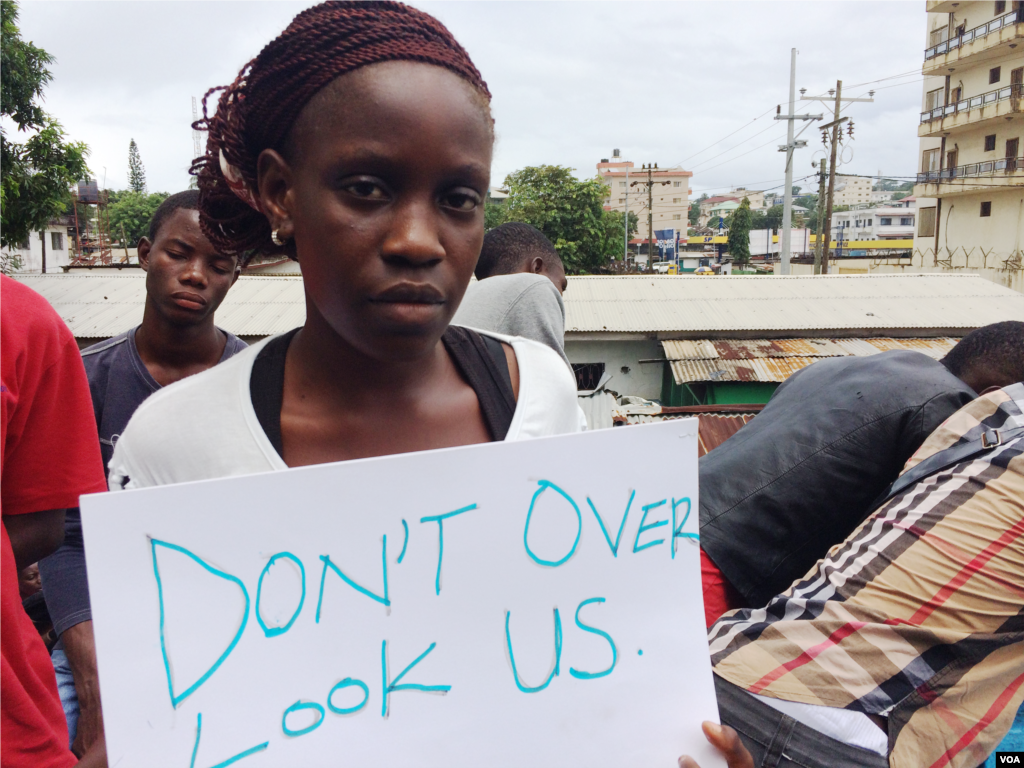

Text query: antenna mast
(190, 97), (202, 188)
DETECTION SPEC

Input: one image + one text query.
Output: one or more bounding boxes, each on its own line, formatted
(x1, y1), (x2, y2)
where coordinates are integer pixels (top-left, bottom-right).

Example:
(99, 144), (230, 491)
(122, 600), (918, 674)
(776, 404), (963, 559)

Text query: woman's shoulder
(470, 329), (582, 439)
(108, 340), (276, 489)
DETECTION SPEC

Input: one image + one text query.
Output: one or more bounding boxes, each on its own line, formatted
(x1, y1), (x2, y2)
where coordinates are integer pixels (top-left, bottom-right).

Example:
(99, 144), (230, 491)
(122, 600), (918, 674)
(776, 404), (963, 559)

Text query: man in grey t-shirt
(454, 222), (569, 365)
(38, 191), (245, 757)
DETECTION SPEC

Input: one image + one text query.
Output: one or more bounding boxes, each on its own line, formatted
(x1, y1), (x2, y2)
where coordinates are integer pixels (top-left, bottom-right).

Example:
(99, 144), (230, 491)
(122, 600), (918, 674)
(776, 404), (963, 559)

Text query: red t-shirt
(2, 276), (106, 768)
(700, 547), (745, 629)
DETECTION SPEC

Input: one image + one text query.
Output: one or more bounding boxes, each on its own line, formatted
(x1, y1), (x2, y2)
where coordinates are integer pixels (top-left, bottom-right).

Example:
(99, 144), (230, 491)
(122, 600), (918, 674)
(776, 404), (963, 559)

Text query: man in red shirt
(1, 276), (108, 768)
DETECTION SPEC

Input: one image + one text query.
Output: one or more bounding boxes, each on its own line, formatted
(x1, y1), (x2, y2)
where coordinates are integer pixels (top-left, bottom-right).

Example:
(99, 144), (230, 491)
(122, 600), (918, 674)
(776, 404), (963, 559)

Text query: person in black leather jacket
(699, 320), (1024, 612)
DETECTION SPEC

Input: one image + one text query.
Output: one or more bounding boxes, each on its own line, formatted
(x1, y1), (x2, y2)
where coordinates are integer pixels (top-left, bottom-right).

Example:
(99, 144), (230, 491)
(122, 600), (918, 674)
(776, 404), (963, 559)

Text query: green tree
(1, 0), (89, 252)
(107, 190), (168, 246)
(128, 139), (146, 194)
(499, 165), (617, 273)
(688, 192), (707, 226)
(484, 192), (506, 230)
(727, 197), (753, 264)
(601, 209), (639, 262)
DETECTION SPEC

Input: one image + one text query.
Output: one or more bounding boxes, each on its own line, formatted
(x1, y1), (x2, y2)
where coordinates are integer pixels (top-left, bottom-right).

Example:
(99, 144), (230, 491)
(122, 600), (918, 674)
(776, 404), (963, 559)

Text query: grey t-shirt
(453, 273), (569, 366)
(39, 326), (247, 638)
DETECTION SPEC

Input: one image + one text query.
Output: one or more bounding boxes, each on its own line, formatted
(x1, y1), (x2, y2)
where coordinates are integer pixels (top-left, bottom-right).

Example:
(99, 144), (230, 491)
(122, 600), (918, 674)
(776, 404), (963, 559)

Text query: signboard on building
(655, 228), (676, 260)
(82, 421), (724, 768)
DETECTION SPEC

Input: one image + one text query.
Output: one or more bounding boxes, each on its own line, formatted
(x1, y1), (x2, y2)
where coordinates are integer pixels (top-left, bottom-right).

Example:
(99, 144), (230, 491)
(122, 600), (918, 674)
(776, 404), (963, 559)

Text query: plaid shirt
(709, 383), (1024, 768)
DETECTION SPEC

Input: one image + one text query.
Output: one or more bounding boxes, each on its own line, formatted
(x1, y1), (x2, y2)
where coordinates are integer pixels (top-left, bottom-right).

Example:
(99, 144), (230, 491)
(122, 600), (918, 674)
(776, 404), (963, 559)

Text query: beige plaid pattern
(709, 384), (1024, 768)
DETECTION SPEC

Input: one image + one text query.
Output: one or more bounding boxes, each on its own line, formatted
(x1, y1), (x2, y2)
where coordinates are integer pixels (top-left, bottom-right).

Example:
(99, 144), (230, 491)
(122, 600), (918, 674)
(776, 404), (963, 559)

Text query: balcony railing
(920, 83), (1022, 123)
(924, 9), (1022, 60)
(917, 155), (1023, 183)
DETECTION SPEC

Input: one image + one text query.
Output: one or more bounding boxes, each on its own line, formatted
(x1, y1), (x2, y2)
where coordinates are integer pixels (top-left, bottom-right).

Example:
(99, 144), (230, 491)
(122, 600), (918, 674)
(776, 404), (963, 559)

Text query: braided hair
(190, 1), (491, 263)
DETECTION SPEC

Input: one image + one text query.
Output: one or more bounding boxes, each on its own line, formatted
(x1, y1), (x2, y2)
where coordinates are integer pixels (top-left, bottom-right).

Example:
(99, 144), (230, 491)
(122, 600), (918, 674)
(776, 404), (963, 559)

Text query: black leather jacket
(699, 350), (976, 607)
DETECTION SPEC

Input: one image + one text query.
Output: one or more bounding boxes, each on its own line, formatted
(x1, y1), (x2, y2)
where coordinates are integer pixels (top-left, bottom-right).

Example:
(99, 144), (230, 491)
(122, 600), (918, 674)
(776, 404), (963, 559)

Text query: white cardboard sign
(82, 419), (724, 767)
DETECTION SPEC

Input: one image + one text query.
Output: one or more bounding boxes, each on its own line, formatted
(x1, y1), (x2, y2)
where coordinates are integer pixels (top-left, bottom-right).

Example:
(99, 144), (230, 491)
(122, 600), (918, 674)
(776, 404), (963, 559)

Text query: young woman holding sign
(105, 3), (750, 766)
(108, 2), (579, 483)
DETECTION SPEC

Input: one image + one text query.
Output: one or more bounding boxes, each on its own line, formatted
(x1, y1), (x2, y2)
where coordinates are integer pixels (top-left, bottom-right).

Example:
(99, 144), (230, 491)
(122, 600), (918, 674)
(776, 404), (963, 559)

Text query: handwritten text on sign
(82, 419), (724, 768)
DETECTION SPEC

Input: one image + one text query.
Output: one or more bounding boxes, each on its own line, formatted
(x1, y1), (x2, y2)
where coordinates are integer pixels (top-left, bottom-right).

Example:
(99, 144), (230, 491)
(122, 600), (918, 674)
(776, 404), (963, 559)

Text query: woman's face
(259, 61), (492, 362)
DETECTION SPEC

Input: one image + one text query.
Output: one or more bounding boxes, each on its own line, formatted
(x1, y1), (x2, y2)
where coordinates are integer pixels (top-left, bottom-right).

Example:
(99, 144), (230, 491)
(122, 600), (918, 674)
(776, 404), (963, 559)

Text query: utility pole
(813, 158), (827, 274)
(821, 81), (842, 275)
(624, 162), (630, 264)
(631, 164), (669, 271)
(647, 165), (654, 271)
(802, 82), (873, 275)
(775, 49), (822, 274)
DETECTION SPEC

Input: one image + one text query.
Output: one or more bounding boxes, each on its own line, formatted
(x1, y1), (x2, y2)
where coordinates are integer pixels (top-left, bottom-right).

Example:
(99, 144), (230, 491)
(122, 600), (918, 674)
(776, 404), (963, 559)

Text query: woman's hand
(678, 721), (754, 768)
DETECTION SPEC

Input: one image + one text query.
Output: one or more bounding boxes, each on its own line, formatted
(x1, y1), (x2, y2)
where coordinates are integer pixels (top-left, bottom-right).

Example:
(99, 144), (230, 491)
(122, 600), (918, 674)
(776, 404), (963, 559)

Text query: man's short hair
(942, 320), (1024, 384)
(148, 190), (200, 242)
(476, 222), (562, 280)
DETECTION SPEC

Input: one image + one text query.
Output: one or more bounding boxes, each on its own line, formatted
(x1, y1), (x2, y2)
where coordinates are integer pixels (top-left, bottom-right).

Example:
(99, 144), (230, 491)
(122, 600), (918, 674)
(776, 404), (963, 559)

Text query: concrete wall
(564, 337), (665, 400)
(2, 225), (72, 273)
(776, 255), (1023, 292)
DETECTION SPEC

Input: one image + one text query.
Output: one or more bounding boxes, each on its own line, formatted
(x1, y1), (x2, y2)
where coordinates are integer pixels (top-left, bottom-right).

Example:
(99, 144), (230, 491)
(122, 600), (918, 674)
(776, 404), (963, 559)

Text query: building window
(619, 182), (626, 188)
(672, 197), (681, 203)
(900, 217), (913, 226)
(572, 363), (605, 391)
(922, 147), (941, 172)
(50, 232), (64, 250)
(673, 181), (681, 187)
(618, 198), (625, 204)
(19, 235), (31, 249)
(879, 217), (893, 226)
(918, 207), (936, 236)
(990, 67), (1001, 84)
(995, 0), (1006, 12)
(672, 214), (682, 220)
(980, 201), (992, 217)
(984, 134), (997, 151)
(925, 87), (944, 111)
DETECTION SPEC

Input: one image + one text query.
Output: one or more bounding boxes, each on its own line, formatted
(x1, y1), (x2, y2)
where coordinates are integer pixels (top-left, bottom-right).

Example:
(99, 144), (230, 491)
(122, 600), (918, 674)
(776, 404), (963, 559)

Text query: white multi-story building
(598, 151), (691, 248)
(831, 198), (917, 241)
(914, 1), (1023, 271)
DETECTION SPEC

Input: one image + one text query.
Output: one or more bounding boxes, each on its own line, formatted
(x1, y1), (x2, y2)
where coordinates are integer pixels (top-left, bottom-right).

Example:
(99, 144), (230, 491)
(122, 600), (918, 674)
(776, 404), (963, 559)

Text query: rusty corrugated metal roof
(621, 412), (757, 455)
(663, 336), (962, 384)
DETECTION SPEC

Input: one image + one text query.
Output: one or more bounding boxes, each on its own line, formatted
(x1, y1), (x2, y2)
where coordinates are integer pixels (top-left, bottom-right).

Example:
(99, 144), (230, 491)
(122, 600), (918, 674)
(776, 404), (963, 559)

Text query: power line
(844, 69), (921, 89)
(662, 64), (925, 172)
(689, 129), (794, 176)
(669, 104), (779, 167)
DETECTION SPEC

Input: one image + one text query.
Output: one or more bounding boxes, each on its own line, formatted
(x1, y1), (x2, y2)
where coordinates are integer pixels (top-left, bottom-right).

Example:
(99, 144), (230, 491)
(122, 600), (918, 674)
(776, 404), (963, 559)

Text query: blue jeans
(985, 700), (1024, 768)
(51, 648), (79, 748)
(715, 675), (888, 768)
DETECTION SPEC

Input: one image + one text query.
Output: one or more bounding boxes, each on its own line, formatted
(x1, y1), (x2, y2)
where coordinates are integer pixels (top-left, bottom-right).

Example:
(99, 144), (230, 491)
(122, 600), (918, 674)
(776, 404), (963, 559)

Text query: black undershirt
(249, 326), (517, 460)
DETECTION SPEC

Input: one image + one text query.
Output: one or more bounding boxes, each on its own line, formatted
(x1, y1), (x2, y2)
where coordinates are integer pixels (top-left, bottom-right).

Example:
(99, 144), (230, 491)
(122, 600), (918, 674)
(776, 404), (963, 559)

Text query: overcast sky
(16, 1), (926, 198)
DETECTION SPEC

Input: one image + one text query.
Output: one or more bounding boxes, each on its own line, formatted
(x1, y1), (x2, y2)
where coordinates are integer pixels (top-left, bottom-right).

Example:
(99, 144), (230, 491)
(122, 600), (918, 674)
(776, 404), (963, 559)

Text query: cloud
(18, 1), (925, 196)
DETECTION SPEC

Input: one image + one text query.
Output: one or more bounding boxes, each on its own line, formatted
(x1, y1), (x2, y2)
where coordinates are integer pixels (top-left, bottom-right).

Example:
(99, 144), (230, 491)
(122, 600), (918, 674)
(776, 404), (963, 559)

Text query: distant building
(705, 200), (741, 228)
(598, 152), (691, 245)
(1, 216), (75, 273)
(870, 190), (898, 203)
(724, 188), (766, 210)
(831, 198), (917, 242)
(697, 195), (739, 227)
(914, 1), (1023, 277)
(833, 175), (873, 206)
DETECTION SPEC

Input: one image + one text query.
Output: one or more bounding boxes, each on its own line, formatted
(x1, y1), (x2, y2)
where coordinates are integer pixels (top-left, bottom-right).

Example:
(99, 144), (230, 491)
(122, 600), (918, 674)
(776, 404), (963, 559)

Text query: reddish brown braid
(190, 1), (490, 262)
